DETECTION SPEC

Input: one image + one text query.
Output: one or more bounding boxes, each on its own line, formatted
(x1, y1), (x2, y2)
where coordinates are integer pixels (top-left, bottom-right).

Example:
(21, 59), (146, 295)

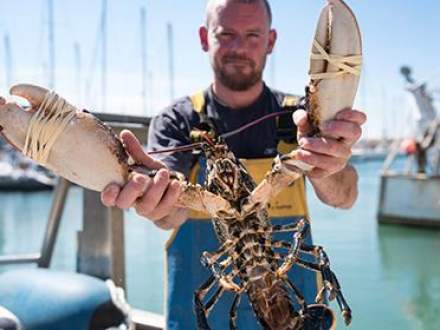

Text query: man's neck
(212, 80), (264, 109)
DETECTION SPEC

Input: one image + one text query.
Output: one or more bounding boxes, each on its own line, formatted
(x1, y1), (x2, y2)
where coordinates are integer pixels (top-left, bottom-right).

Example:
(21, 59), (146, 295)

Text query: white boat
(0, 144), (56, 192)
(377, 67), (440, 227)
(351, 146), (391, 162)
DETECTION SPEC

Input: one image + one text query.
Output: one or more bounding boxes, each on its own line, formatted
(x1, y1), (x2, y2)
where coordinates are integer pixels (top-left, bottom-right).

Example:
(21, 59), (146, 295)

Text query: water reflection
(378, 225), (440, 330)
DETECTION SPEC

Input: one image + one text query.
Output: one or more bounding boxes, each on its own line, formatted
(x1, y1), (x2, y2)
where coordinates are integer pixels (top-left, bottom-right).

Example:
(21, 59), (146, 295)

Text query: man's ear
(199, 26), (209, 52)
(267, 29), (277, 54)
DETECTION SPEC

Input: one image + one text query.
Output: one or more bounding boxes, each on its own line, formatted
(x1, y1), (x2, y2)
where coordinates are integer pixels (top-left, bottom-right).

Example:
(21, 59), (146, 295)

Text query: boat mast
(167, 22), (175, 102)
(3, 33), (13, 87)
(48, 0), (55, 89)
(100, 0), (108, 111)
(74, 42), (82, 103)
(140, 6), (148, 115)
(381, 87), (388, 142)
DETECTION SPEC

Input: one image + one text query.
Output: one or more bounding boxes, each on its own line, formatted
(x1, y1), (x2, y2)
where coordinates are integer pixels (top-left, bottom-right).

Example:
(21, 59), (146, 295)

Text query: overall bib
(165, 92), (322, 330)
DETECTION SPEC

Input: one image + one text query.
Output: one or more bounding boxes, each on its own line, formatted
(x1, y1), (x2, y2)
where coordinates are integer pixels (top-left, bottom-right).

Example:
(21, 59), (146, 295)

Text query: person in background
(400, 66), (438, 174)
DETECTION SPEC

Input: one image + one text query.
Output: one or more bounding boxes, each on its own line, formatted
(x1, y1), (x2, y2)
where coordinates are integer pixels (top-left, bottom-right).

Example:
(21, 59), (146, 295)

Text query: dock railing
(0, 113), (163, 330)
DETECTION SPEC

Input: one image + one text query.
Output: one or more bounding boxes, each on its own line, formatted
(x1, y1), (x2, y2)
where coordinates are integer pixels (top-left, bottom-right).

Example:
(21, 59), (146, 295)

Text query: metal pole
(38, 178), (71, 268)
(167, 22), (175, 101)
(78, 190), (126, 289)
(141, 6), (148, 115)
(48, 0), (55, 89)
(74, 42), (82, 104)
(3, 33), (13, 87)
(101, 0), (108, 111)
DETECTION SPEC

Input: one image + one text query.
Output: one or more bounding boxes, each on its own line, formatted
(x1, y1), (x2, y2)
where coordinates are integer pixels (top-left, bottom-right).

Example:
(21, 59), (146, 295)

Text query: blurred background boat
(377, 66), (440, 227)
(350, 138), (401, 163)
(0, 140), (56, 192)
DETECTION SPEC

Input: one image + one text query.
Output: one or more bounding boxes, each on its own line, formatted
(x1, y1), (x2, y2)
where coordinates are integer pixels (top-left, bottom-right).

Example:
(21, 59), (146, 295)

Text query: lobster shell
(0, 84), (129, 191)
(308, 0), (362, 124)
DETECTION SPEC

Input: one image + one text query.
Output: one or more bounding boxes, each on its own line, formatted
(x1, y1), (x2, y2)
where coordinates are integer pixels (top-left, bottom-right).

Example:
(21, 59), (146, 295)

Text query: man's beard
(215, 55), (265, 91)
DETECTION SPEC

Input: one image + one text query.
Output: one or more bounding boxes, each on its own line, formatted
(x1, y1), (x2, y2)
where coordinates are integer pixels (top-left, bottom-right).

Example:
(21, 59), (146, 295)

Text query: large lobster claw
(0, 84), (130, 191)
(242, 0), (363, 213)
(279, 0), (363, 173)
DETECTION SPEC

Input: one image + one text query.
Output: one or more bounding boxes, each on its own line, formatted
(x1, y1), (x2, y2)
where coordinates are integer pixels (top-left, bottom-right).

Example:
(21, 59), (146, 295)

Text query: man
(400, 66), (438, 174)
(102, 0), (366, 328)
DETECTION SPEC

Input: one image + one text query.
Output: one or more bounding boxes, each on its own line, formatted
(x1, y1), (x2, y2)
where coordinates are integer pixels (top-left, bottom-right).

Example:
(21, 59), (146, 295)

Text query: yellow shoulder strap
(281, 95), (299, 108)
(190, 90), (205, 114)
(277, 95), (300, 154)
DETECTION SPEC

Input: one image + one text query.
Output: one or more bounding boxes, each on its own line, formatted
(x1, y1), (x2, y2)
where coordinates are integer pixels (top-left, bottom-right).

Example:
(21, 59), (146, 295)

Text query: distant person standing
(400, 66), (439, 173)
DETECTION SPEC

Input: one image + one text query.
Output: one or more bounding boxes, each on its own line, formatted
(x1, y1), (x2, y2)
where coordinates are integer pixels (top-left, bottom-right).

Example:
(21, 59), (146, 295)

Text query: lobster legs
(193, 217), (348, 330)
(274, 238), (352, 327)
(194, 268), (243, 330)
(241, 155), (304, 214)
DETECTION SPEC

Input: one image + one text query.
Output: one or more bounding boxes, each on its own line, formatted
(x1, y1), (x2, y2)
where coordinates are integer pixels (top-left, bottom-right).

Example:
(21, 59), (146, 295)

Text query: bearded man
(101, 0), (366, 328)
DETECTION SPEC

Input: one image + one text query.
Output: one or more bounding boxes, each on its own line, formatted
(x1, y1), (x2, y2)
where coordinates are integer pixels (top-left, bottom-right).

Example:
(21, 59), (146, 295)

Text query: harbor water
(0, 160), (439, 330)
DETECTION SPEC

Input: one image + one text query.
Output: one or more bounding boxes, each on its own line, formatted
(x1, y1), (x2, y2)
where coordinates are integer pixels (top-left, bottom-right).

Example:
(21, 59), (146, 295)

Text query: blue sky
(0, 0), (439, 139)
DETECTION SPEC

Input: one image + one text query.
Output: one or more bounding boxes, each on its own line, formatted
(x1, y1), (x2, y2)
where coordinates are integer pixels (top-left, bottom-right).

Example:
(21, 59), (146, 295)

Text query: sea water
(0, 160), (439, 330)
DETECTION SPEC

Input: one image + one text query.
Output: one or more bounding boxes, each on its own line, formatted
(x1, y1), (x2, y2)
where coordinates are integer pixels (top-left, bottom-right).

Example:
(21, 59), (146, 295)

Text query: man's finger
(153, 208), (188, 231)
(319, 120), (362, 145)
(293, 110), (310, 132)
(0, 97), (6, 105)
(134, 169), (170, 216)
(148, 180), (182, 220)
(115, 174), (150, 209)
(295, 149), (345, 173)
(101, 184), (121, 207)
(335, 109), (367, 125)
(299, 137), (351, 159)
(120, 130), (165, 169)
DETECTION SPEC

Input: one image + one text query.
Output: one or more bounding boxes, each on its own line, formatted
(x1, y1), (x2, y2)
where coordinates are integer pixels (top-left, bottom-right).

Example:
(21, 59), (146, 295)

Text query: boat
(0, 143), (56, 192)
(350, 141), (392, 163)
(377, 66), (440, 228)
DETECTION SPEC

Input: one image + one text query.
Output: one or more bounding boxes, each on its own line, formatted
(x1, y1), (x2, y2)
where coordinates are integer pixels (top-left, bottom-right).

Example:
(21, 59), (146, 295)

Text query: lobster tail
(247, 275), (302, 330)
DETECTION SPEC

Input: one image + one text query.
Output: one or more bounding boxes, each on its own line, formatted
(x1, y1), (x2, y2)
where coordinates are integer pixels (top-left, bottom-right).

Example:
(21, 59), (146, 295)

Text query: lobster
(188, 136), (351, 330)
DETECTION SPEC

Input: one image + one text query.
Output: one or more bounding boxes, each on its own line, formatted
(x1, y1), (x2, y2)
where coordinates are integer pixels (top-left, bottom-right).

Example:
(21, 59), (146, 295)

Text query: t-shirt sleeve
(146, 102), (196, 177)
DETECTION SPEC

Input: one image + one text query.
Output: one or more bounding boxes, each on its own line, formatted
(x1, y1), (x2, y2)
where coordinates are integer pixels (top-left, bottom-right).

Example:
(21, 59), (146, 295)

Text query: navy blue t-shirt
(147, 85), (298, 177)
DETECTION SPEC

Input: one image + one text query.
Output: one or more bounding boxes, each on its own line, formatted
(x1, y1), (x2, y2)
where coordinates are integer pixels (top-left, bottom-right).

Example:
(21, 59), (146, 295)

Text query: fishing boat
(377, 66), (440, 227)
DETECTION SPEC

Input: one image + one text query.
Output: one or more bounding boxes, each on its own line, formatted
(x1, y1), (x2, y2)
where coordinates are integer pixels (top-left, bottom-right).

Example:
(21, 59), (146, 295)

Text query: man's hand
(293, 108), (367, 178)
(101, 130), (188, 230)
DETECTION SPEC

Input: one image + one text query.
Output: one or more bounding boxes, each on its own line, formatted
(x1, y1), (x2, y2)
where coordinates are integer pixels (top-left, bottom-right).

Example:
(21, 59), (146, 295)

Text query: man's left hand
(293, 108), (367, 178)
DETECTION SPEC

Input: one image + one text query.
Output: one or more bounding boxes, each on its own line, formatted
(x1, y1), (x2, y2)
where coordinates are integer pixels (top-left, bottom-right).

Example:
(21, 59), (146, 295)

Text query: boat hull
(377, 174), (440, 227)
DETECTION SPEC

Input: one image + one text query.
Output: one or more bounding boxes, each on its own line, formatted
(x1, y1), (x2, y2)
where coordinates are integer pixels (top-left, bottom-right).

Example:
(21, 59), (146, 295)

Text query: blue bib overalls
(165, 92), (322, 330)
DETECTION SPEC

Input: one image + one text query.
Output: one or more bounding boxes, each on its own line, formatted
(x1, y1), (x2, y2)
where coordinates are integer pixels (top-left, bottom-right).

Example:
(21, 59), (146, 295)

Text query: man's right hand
(100, 130), (188, 230)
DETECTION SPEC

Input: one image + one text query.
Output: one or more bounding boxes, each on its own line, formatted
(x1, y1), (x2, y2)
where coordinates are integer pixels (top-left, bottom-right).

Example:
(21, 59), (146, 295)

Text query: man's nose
(229, 35), (246, 52)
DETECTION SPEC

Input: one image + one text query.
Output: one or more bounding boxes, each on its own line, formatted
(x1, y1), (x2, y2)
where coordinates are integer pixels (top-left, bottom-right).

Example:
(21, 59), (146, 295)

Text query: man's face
(200, 0), (276, 91)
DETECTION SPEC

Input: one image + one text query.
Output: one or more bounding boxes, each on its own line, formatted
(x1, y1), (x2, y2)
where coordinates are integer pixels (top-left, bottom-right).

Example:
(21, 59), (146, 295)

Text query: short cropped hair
(205, 0), (273, 27)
